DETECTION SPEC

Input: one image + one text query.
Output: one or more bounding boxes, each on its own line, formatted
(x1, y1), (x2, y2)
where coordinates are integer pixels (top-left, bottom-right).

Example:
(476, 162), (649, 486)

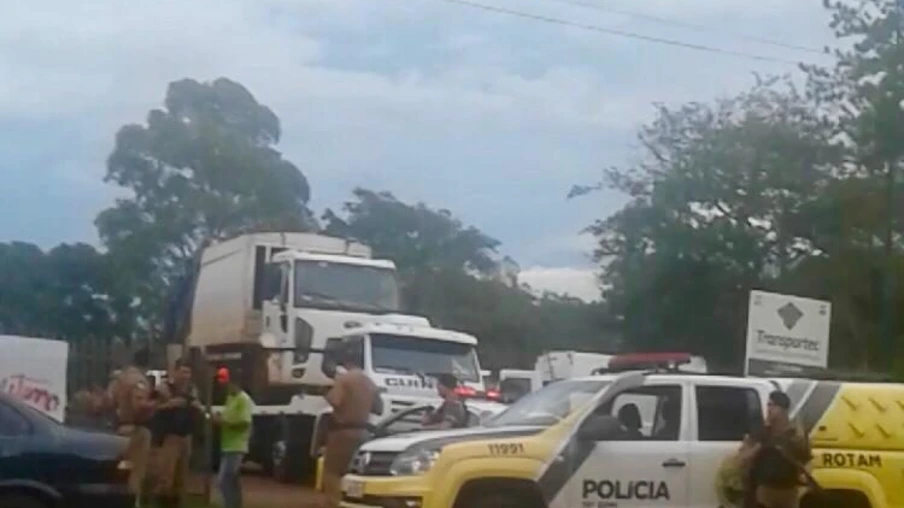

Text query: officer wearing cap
(744, 391), (812, 508)
(106, 347), (157, 507)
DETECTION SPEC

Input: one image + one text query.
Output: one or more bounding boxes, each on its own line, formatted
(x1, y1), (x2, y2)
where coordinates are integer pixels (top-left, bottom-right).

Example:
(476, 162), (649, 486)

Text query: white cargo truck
(167, 232), (489, 483)
(498, 351), (708, 402)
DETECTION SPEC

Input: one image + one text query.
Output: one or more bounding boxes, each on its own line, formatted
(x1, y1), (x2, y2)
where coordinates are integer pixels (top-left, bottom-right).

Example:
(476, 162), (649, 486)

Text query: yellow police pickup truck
(338, 368), (904, 508)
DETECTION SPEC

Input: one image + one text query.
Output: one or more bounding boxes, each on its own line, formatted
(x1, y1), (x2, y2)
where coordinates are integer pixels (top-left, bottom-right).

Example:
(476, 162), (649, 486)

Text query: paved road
(191, 471), (321, 507)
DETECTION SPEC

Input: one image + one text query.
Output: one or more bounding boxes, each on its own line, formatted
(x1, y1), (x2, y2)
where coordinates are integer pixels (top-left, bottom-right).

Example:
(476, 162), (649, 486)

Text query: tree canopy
(7, 0), (904, 376)
(573, 0), (904, 373)
(0, 242), (125, 341)
(95, 77), (315, 336)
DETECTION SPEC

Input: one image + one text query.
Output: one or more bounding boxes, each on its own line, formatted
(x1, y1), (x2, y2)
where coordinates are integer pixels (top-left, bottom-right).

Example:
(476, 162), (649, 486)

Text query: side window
(345, 335), (365, 368)
(0, 402), (31, 436)
(603, 385), (682, 441)
(260, 262), (282, 303)
(322, 338), (344, 377)
(696, 386), (764, 441)
(500, 378), (531, 403)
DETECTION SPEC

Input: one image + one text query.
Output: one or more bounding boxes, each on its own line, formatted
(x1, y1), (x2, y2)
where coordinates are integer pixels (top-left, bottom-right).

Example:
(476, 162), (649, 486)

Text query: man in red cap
(211, 367), (253, 508)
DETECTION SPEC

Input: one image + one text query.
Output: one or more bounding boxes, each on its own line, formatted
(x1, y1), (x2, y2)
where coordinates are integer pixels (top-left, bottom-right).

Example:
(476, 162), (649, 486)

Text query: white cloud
(520, 266), (601, 302)
(0, 0), (836, 261)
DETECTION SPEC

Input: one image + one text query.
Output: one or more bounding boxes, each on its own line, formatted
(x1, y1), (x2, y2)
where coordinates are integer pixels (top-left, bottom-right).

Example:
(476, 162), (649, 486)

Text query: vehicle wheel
(273, 415), (316, 485)
(271, 438), (288, 482)
(0, 494), (47, 508)
(466, 493), (539, 508)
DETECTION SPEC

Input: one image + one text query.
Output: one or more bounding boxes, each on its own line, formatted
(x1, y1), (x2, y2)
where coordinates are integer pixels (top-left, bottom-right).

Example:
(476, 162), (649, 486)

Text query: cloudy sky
(0, 0), (835, 301)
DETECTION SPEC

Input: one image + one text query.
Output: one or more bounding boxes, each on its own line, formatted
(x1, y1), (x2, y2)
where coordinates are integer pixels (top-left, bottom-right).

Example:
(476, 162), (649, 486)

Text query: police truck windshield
(370, 334), (480, 382)
(485, 379), (609, 427)
(294, 260), (400, 312)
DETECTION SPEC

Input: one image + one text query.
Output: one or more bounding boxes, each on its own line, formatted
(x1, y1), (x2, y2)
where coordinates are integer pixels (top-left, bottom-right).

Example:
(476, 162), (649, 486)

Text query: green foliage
(95, 77), (315, 337)
(323, 188), (501, 276)
(575, 1), (904, 371)
(0, 242), (125, 340)
(576, 78), (842, 369)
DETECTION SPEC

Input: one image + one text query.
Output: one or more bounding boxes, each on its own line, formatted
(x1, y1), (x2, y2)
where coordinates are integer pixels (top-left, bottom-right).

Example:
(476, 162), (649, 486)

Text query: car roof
(568, 372), (770, 385)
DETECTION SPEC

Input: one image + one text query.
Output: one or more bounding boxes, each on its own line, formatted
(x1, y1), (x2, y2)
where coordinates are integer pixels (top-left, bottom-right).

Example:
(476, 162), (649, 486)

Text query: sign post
(744, 290), (831, 377)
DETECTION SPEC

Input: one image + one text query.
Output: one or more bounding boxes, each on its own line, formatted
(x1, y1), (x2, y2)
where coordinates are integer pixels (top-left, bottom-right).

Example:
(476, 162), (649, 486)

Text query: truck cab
(293, 320), (488, 418)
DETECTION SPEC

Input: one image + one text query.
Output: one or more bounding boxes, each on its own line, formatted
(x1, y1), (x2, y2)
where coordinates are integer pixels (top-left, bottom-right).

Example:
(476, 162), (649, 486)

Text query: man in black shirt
(152, 359), (202, 508)
(422, 374), (468, 430)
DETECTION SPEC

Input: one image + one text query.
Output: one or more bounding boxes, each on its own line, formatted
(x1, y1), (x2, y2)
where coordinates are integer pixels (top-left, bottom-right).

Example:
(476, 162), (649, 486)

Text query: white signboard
(0, 335), (69, 421)
(745, 290), (831, 377)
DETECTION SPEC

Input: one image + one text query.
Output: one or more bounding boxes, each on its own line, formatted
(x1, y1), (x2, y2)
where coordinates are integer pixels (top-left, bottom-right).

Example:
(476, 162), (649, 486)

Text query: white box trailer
(535, 351), (614, 384)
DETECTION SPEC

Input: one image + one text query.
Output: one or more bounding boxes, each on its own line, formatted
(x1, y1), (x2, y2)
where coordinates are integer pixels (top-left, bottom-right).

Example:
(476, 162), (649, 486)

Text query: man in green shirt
(212, 367), (253, 508)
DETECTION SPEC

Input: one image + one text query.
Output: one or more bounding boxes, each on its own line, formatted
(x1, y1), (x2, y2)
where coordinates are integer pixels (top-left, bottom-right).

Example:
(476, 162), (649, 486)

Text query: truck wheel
(0, 494), (47, 508)
(274, 414), (316, 485)
(271, 438), (288, 482)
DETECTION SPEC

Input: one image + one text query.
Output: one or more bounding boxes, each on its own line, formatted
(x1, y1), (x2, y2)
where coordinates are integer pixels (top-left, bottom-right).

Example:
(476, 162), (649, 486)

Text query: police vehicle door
(687, 380), (766, 508)
(571, 380), (690, 508)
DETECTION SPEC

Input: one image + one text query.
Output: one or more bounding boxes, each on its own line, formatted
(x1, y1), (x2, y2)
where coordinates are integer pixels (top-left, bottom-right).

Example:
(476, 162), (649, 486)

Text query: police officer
(152, 359), (202, 508)
(106, 348), (157, 507)
(421, 374), (468, 430)
(321, 344), (380, 508)
(745, 391), (812, 508)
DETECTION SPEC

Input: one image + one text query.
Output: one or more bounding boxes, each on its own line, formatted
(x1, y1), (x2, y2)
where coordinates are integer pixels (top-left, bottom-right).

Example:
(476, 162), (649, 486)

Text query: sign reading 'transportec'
(745, 290), (831, 377)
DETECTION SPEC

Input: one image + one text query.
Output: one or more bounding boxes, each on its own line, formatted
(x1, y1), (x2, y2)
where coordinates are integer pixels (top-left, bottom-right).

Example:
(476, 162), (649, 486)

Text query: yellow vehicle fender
(428, 456), (546, 506)
(809, 468), (887, 508)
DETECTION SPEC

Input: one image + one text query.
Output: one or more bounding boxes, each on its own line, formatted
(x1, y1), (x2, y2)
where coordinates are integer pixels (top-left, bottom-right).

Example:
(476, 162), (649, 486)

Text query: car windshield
(484, 379), (609, 427)
(370, 334), (481, 382)
(294, 260), (400, 312)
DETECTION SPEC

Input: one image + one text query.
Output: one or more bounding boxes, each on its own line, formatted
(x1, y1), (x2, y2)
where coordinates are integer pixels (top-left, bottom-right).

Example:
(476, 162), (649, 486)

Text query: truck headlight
(389, 448), (441, 476)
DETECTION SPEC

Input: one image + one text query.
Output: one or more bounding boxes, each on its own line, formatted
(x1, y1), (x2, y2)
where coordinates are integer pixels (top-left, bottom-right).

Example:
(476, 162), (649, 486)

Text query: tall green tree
(574, 79), (840, 369)
(96, 77), (314, 337)
(323, 188), (501, 276)
(0, 242), (124, 340)
(803, 0), (904, 369)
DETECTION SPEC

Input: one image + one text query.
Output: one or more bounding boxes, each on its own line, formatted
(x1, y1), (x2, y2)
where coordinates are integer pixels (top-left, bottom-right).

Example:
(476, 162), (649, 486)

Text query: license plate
(342, 477), (364, 499)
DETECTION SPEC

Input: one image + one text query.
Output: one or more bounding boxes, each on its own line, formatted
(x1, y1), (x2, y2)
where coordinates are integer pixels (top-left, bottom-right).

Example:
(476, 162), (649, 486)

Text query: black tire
(454, 481), (545, 508)
(274, 415), (316, 485)
(467, 493), (537, 508)
(0, 493), (48, 508)
(271, 438), (289, 482)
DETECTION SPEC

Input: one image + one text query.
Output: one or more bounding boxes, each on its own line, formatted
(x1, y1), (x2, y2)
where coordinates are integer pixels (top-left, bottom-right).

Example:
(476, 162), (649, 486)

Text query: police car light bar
(596, 352), (693, 374)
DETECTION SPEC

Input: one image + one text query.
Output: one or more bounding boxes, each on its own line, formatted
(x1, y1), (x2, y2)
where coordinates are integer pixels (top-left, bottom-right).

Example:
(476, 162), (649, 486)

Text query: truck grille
(351, 451), (398, 476)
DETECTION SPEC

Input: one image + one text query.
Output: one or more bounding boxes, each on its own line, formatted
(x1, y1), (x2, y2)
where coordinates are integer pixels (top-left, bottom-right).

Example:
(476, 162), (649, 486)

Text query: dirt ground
(189, 470), (322, 508)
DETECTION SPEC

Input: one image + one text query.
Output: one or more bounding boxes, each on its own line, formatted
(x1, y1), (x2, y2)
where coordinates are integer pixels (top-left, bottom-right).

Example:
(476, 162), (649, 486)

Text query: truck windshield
(294, 260), (400, 312)
(370, 334), (480, 382)
(485, 379), (609, 427)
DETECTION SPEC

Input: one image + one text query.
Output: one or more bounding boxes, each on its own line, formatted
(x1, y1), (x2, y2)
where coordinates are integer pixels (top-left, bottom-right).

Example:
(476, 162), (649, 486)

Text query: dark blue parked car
(0, 393), (133, 508)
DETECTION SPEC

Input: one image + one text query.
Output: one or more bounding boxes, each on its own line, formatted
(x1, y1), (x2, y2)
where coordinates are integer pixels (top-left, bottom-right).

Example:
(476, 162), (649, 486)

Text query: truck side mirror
(577, 415), (624, 442)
